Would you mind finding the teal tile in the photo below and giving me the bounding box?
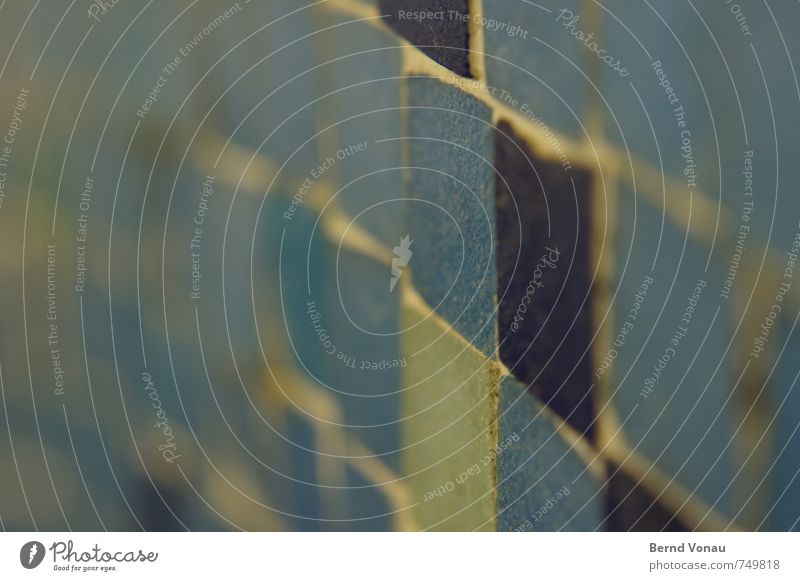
[399,302,496,531]
[267,197,403,479]
[344,465,395,531]
[311,248,402,470]
[210,1,320,172]
[599,0,794,249]
[602,1,726,176]
[313,8,405,246]
[285,411,322,531]
[770,316,800,531]
[497,376,603,531]
[406,76,498,355]
[610,188,735,517]
[483,0,589,139]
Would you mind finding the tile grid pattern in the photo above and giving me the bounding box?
[5,0,788,531]
[239,0,787,530]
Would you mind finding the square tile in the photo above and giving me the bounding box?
[308,245,403,470]
[399,300,496,531]
[496,376,604,531]
[312,7,406,246]
[406,76,498,355]
[495,120,595,437]
[609,188,736,517]
[380,0,471,77]
[210,1,320,172]
[483,0,590,139]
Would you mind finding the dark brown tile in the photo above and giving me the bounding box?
[494,120,595,437]
[379,0,472,77]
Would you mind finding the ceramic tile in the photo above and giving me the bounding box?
[496,376,604,531]
[406,76,498,355]
[483,0,589,139]
[399,301,495,531]
[380,0,471,77]
[495,120,595,437]
[610,187,735,518]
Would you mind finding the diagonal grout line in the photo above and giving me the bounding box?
[404,282,605,480]
[193,111,800,349]
[187,14,793,529]
[603,435,743,532]
[320,0,790,330]
[401,47,601,170]
[191,128,393,264]
[325,0,382,21]
[273,364,420,531]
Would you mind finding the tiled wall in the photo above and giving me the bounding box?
[0,0,798,531]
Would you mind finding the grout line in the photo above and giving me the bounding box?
[310,3,346,189]
[324,0,381,21]
[194,13,798,325]
[581,0,605,141]
[603,423,744,531]
[503,365,609,484]
[403,281,608,474]
[319,199,396,265]
[620,152,731,246]
[401,281,502,367]
[481,0,500,509]
[591,153,621,479]
[729,263,778,528]
[402,47,597,169]
[298,0,784,301]
[192,128,394,265]
[192,128,282,193]
[194,26,797,527]
[349,438,421,531]
[204,452,291,531]
[467,0,488,82]
[195,116,800,337]
[280,366,419,531]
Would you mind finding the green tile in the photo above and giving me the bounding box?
[400,300,496,531]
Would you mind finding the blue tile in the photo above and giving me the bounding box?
[483,0,589,139]
[276,200,403,468]
[406,76,498,355]
[344,465,395,531]
[610,188,735,517]
[601,0,798,241]
[399,302,496,530]
[310,248,402,470]
[602,1,724,178]
[285,411,322,530]
[210,1,320,172]
[769,316,800,530]
[312,7,406,246]
[757,1,800,245]
[494,120,595,437]
[605,468,688,531]
[273,202,331,379]
[497,376,603,531]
